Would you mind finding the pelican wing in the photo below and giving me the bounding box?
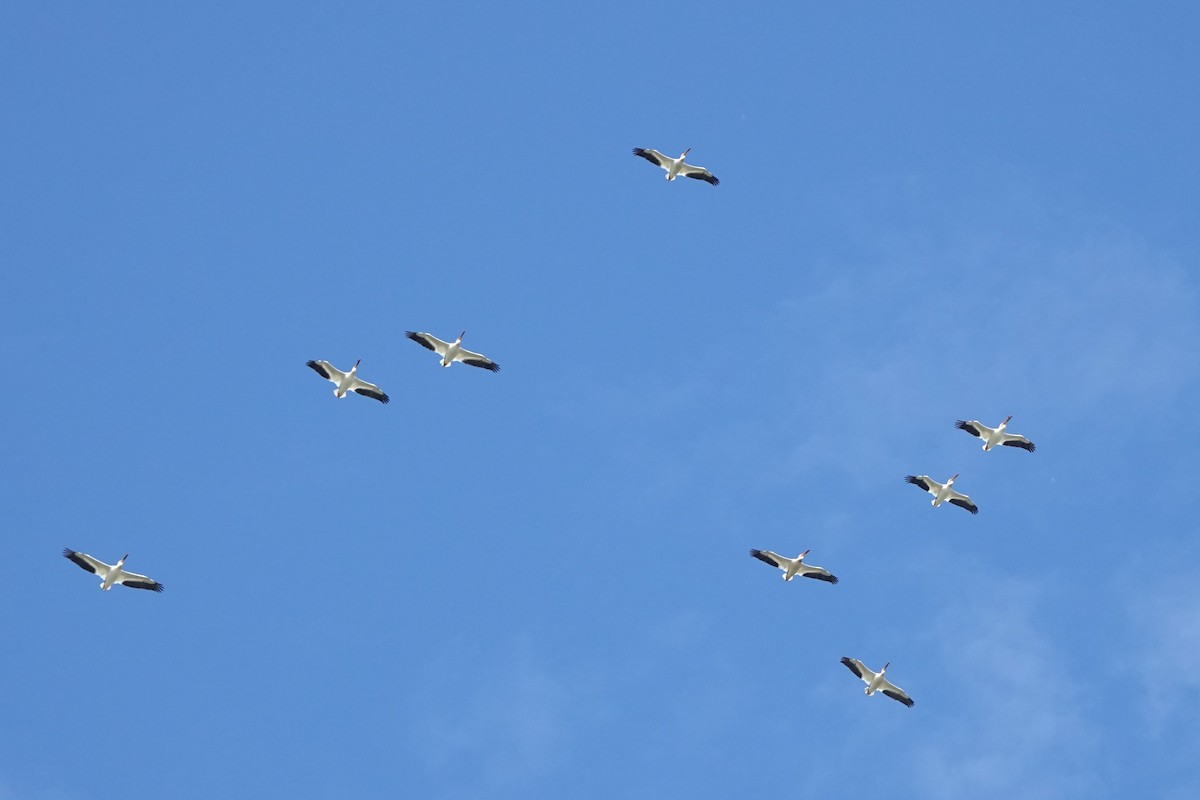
[798,564,838,584]
[457,347,500,373]
[947,491,978,515]
[880,678,915,707]
[115,569,164,593]
[904,475,935,494]
[63,548,107,576]
[405,331,450,356]
[349,377,390,404]
[999,433,1036,452]
[678,163,719,186]
[749,549,785,570]
[307,360,345,385]
[632,148,670,169]
[954,419,988,440]
[840,657,874,684]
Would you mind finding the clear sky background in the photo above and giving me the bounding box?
[3,2,1199,798]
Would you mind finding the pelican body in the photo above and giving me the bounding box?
[955,415,1036,452]
[631,147,720,185]
[405,330,500,372]
[904,473,978,514]
[306,359,390,403]
[62,549,164,592]
[840,657,914,707]
[748,549,838,584]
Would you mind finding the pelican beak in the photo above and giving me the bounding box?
[950,473,959,481]
[883,661,890,670]
[1004,415,1013,424]
[459,330,467,341]
[122,553,129,562]
[683,147,691,157]
[800,549,810,558]
[355,359,361,368]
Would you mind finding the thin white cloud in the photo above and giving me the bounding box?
[416,640,601,793]
[1122,570,1200,734]
[912,574,1102,799]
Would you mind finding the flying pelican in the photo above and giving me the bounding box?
[904,473,978,514]
[306,359,390,403]
[62,549,164,592]
[748,549,838,584]
[405,331,500,372]
[840,657,914,707]
[955,416,1036,452]
[631,148,719,185]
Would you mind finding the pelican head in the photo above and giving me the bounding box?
[120,553,129,563]
[949,473,959,483]
[353,359,361,370]
[1002,415,1013,425]
[682,147,691,158]
[458,331,466,342]
[799,549,810,560]
[882,661,890,671]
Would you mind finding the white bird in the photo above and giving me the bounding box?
[306,359,390,403]
[840,657,914,707]
[405,331,500,372]
[632,148,720,185]
[62,549,164,593]
[904,473,978,514]
[955,415,1036,452]
[749,549,838,584]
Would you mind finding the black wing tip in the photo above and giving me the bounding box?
[839,657,863,677]
[632,148,660,165]
[883,689,915,707]
[950,498,980,515]
[749,550,778,567]
[953,420,970,429]
[126,581,165,593]
[1004,440,1036,452]
[405,331,436,351]
[805,572,838,584]
[354,389,390,404]
[462,359,500,372]
[63,549,97,573]
[687,173,719,185]
[306,360,330,379]
[904,475,921,485]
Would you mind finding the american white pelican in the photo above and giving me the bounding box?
[955,416,1036,452]
[840,657,914,707]
[62,549,164,592]
[405,331,500,372]
[631,148,719,185]
[904,473,978,514]
[749,549,838,584]
[306,359,390,403]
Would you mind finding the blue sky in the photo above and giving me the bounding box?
[3,2,1199,797]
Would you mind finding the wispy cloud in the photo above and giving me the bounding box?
[416,639,601,793]
[912,573,1102,800]
[1122,570,1200,734]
